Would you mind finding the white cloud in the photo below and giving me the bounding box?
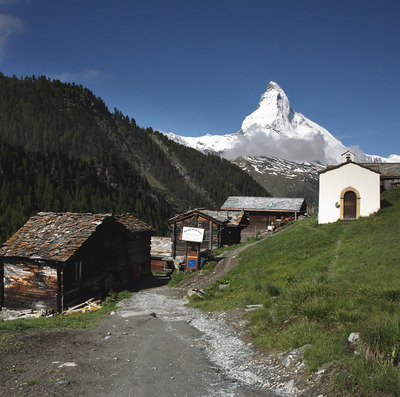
[0,13,24,59]
[50,68,103,84]
[224,131,329,163]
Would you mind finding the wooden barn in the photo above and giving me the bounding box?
[221,196,307,240]
[0,212,153,313]
[168,209,244,265]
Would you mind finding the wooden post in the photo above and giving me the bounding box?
[209,221,212,250]
[184,241,188,273]
[57,266,63,313]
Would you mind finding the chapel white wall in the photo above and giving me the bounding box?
[318,163,380,224]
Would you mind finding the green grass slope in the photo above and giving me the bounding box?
[191,187,400,395]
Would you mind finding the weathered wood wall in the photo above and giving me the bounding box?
[3,260,59,312]
[151,259,169,271]
[127,232,152,277]
[221,227,241,246]
[62,223,125,308]
[240,211,297,240]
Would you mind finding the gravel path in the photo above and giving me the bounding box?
[113,288,301,396]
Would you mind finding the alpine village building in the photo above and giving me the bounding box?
[168,209,244,269]
[221,196,307,240]
[318,151,381,224]
[0,212,153,313]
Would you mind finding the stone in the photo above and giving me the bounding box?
[187,289,206,298]
[348,332,360,344]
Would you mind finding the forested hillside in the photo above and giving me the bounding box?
[0,73,269,241]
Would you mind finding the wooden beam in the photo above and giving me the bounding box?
[0,259,4,309]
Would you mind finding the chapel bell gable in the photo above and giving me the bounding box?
[341,150,355,163]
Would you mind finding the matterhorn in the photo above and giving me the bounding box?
[165,82,399,205]
[167,81,354,164]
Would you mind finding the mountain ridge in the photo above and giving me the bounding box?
[0,73,269,241]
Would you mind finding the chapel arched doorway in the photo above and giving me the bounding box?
[343,191,357,219]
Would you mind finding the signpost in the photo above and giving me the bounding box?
[182,227,204,271]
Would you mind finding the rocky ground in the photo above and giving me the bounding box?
[0,236,336,396]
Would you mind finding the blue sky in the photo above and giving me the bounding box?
[0,0,399,158]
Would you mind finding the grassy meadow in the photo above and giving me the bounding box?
[190,187,400,395]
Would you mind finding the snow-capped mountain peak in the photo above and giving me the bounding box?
[164,82,396,165]
[241,81,294,135]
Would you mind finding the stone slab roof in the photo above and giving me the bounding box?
[0,212,153,263]
[359,163,400,178]
[221,196,306,212]
[168,209,244,227]
[114,214,154,233]
[151,237,172,259]
[0,212,112,262]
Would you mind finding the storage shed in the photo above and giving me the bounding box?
[0,212,153,313]
[150,237,173,271]
[221,196,307,240]
[168,209,244,264]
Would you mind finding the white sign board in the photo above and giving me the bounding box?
[182,227,205,243]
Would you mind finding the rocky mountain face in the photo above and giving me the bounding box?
[233,156,324,207]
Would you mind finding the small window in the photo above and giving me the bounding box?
[75,261,82,281]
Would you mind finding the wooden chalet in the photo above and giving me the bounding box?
[0,212,153,313]
[221,196,307,240]
[168,209,244,262]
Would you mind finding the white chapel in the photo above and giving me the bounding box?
[318,151,381,224]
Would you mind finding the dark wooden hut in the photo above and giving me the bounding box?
[0,212,153,313]
[168,209,244,260]
[221,196,307,240]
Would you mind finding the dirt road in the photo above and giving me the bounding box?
[1,285,294,396]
